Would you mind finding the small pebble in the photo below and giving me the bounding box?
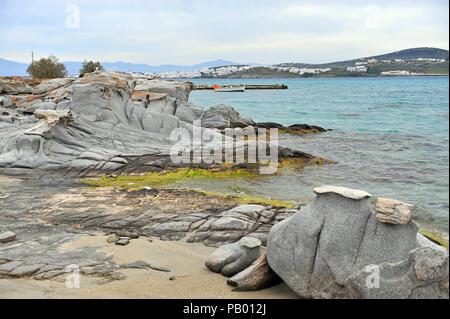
[115,237,130,246]
[107,234,120,243]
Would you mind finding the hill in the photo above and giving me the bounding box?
[277,47,449,68]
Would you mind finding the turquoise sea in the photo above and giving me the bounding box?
[187,77,449,232]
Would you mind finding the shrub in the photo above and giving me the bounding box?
[27,55,68,79]
[79,60,104,77]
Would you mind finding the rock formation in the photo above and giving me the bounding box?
[205,236,263,277]
[0,72,325,177]
[266,185,449,299]
[226,251,282,291]
[0,71,200,175]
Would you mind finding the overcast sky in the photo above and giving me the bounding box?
[0,0,448,65]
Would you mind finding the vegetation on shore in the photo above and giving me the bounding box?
[26,55,68,79]
[79,60,104,77]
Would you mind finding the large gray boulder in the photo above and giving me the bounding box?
[200,104,255,130]
[267,185,448,299]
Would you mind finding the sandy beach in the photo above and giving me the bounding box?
[0,235,298,299]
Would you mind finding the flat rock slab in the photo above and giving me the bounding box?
[0,231,16,243]
[314,185,372,200]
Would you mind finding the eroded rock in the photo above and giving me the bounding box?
[375,197,413,225]
[267,185,426,299]
[347,247,449,299]
[227,251,282,291]
[205,236,263,277]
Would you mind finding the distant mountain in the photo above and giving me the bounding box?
[277,47,449,68]
[0,58,259,76]
[0,58,30,76]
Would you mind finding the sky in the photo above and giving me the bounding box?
[0,0,448,65]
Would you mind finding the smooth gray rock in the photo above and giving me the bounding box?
[200,104,255,130]
[267,185,421,299]
[205,236,263,277]
[210,217,248,231]
[174,102,203,123]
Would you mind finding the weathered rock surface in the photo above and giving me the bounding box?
[0,72,325,176]
[267,185,448,299]
[375,197,413,225]
[184,204,298,247]
[0,72,211,175]
[347,247,449,299]
[227,251,282,291]
[0,178,304,280]
[205,236,263,277]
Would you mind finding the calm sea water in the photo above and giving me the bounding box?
[187,77,449,232]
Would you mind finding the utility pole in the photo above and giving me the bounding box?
[31,52,34,67]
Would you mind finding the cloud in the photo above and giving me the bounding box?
[0,0,447,64]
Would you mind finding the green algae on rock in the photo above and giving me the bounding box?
[81,167,262,189]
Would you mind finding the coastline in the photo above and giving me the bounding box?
[0,71,448,299]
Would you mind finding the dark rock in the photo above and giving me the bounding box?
[255,122,284,129]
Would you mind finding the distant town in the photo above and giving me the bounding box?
[132,56,448,79]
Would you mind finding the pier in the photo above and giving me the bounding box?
[193,84,288,90]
